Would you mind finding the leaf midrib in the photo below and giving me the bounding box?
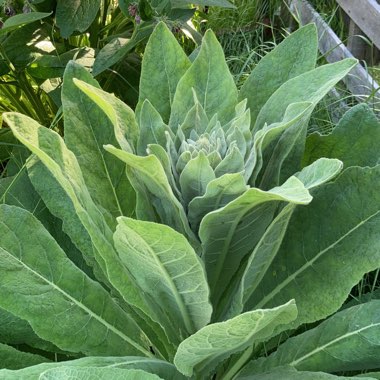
[125,225,195,334]
[0,244,151,357]
[204,190,279,299]
[256,209,380,310]
[290,322,379,367]
[75,92,124,216]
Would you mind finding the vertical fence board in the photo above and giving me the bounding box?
[290,0,380,105]
[336,0,380,50]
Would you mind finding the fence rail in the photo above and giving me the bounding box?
[290,0,380,106]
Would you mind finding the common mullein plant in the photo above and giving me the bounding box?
[1,21,380,379]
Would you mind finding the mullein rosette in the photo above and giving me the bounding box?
[4,19,380,380]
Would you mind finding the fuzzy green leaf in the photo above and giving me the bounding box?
[0,343,48,370]
[179,96,209,138]
[244,300,380,374]
[137,22,191,123]
[73,77,138,153]
[114,218,212,344]
[256,104,314,189]
[179,152,215,205]
[304,103,380,168]
[0,205,151,357]
[240,24,318,126]
[295,158,343,190]
[0,308,58,353]
[254,58,357,132]
[237,366,374,380]
[200,176,312,310]
[250,166,380,328]
[104,145,199,248]
[174,301,297,377]
[0,163,92,276]
[39,367,161,380]
[3,113,156,332]
[0,357,186,380]
[63,63,135,223]
[247,102,313,187]
[169,29,238,131]
[226,158,343,318]
[56,0,101,38]
[188,173,248,232]
[137,100,168,155]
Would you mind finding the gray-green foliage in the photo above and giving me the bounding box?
[1,21,380,380]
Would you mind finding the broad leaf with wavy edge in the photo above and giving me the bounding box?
[0,205,151,357]
[174,300,297,377]
[3,113,163,345]
[224,158,343,320]
[248,165,380,328]
[304,103,380,168]
[114,218,212,345]
[0,356,186,380]
[200,175,312,310]
[243,300,380,374]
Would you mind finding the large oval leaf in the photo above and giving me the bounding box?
[114,218,212,344]
[200,176,312,311]
[174,300,297,377]
[243,300,380,374]
[56,0,100,38]
[304,103,380,168]
[249,165,380,328]
[0,205,151,357]
[0,356,186,380]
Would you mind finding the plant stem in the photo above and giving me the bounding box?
[221,346,254,380]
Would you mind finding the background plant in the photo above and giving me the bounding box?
[0,0,235,180]
[1,21,380,380]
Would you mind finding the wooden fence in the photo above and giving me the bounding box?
[289,0,380,108]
